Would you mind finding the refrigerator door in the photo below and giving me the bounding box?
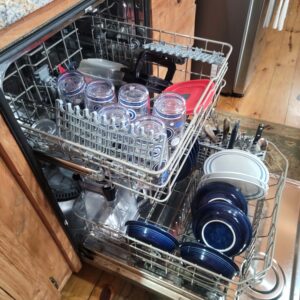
[193,0,268,96]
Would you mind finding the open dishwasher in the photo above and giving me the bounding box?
[0,1,288,299]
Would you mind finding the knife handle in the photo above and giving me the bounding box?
[227,120,240,149]
[252,123,265,145]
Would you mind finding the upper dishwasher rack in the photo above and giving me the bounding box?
[1,16,232,202]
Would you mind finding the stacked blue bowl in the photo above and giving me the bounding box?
[180,181,253,279]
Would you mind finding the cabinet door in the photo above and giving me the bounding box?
[151,0,196,36]
[151,0,196,83]
[0,156,70,299]
[0,114,81,299]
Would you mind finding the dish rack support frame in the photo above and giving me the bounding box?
[1,15,231,202]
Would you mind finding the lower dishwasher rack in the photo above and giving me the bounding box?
[73,141,288,300]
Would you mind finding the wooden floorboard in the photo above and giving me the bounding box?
[217,0,300,129]
[61,264,102,300]
[61,264,164,300]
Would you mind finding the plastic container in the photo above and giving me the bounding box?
[153,92,186,148]
[85,79,116,112]
[57,71,86,106]
[164,79,215,115]
[118,83,149,121]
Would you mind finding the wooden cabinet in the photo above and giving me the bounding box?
[151,0,196,36]
[0,115,81,299]
[151,0,196,83]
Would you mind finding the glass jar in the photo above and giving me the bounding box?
[57,71,85,106]
[85,79,116,112]
[118,83,149,121]
[153,92,186,148]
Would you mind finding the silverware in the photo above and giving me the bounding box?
[257,137,268,151]
[222,118,230,146]
[204,123,218,143]
[227,120,240,149]
[252,123,265,146]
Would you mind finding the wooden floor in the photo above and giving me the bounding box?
[61,264,165,300]
[217,0,300,129]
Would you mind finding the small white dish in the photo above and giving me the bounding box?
[203,149,269,184]
[200,171,268,200]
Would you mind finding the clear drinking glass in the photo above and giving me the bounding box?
[118,83,149,121]
[98,104,131,130]
[85,79,116,112]
[153,92,186,148]
[133,115,169,184]
[57,71,86,106]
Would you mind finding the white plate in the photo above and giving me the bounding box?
[200,172,268,200]
[204,149,269,184]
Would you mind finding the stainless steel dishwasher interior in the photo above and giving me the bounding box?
[240,180,300,300]
[79,179,300,300]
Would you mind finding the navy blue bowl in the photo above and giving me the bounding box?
[192,202,252,257]
[176,154,194,182]
[180,242,240,279]
[191,182,248,217]
[176,140,200,182]
[125,220,179,253]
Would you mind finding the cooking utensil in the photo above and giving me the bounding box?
[227,120,240,149]
[252,123,265,146]
[204,123,218,143]
[257,137,268,151]
[222,118,230,146]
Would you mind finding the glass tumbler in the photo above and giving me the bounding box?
[98,104,131,130]
[85,79,116,112]
[118,83,149,121]
[57,71,86,106]
[133,115,169,184]
[153,92,186,148]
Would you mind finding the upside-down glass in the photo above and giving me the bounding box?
[57,71,86,106]
[85,79,116,112]
[133,115,169,184]
[153,92,186,148]
[98,104,131,130]
[118,83,149,121]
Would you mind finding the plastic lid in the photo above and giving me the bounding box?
[85,79,115,102]
[153,92,186,119]
[57,71,85,96]
[118,83,149,107]
[164,79,215,115]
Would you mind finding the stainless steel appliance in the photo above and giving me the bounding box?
[193,0,269,96]
[0,1,298,299]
